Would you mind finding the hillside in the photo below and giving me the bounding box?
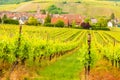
[0,0,31,5]
[0,0,120,18]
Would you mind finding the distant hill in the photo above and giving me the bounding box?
[0,0,31,5]
[1,0,120,19]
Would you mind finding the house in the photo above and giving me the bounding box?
[19,19,24,25]
[51,14,84,26]
[91,18,97,24]
[51,15,68,26]
[35,14,47,24]
[62,14,84,26]
[107,21,113,27]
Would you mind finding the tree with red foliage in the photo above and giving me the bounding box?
[81,22,91,29]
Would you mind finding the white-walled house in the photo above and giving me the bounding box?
[91,18,97,24]
[19,19,24,25]
[107,21,113,27]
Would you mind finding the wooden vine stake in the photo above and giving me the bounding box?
[85,33,91,80]
[88,33,91,75]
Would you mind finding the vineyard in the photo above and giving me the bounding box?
[0,24,120,80]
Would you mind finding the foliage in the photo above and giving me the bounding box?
[2,14,7,20]
[91,17,108,29]
[27,17,38,26]
[55,20,64,27]
[41,10,46,14]
[44,14,51,24]
[1,24,120,79]
[71,20,76,27]
[4,18,19,24]
[0,18,2,23]
[81,22,91,29]
[1,15,19,24]
[62,1,67,4]
[75,1,81,3]
[44,23,54,27]
[92,27,110,31]
[110,13,115,20]
[47,5,63,14]
[84,18,91,23]
[97,17,108,27]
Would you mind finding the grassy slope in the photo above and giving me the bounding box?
[0,1,32,11]
[0,0,120,18]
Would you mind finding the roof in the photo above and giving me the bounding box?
[51,14,84,25]
[51,16,68,25]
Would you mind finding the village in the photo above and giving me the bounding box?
[0,6,119,28]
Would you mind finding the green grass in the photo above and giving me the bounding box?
[35,50,83,80]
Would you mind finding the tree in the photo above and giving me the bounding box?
[84,18,90,23]
[4,18,19,24]
[44,14,51,24]
[81,22,91,29]
[27,17,38,25]
[41,10,46,14]
[62,1,67,4]
[47,5,63,14]
[2,14,7,24]
[110,13,115,20]
[97,17,108,27]
[55,20,64,27]
[75,1,81,3]
[72,20,76,27]
[0,18,2,23]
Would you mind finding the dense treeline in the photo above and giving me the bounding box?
[0,0,31,5]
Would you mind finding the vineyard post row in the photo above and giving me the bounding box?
[8,23,23,79]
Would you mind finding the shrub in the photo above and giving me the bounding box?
[47,5,63,14]
[44,23,54,27]
[62,1,67,4]
[44,14,51,24]
[27,17,38,26]
[91,27,110,31]
[75,1,81,3]
[4,18,19,24]
[81,22,91,29]
[55,20,64,27]
[0,18,2,23]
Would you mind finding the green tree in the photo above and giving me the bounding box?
[72,20,76,27]
[27,17,38,25]
[44,14,51,24]
[84,18,90,23]
[97,17,108,27]
[110,13,115,20]
[41,10,46,14]
[47,5,62,14]
[55,20,64,27]
[4,18,19,24]
[0,18,2,23]
[2,14,7,24]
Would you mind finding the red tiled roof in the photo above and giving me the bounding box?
[35,14,47,19]
[51,14,84,26]
[51,16,68,25]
